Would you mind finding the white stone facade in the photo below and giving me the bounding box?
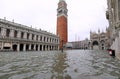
[90,30,110,50]
[106,0,120,59]
[0,18,59,51]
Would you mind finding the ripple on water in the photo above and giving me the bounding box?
[0,50,120,79]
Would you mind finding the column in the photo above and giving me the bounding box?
[10,29,14,38]
[38,36,40,41]
[10,42,13,50]
[57,46,59,50]
[42,45,44,51]
[51,45,52,50]
[1,42,4,50]
[48,45,49,50]
[29,33,32,40]
[34,35,36,41]
[17,43,20,52]
[23,44,26,51]
[29,44,31,51]
[17,31,21,38]
[1,28,6,37]
[34,44,36,51]
[38,44,40,51]
[24,32,27,39]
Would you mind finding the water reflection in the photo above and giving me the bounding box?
[0,50,120,79]
[51,52,71,79]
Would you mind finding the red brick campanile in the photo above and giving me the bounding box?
[57,0,68,49]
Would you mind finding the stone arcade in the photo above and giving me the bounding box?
[0,18,59,51]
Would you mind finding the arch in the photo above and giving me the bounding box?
[43,45,46,51]
[100,40,105,50]
[31,44,34,50]
[102,47,104,50]
[20,44,24,51]
[12,44,17,51]
[92,41,99,50]
[26,44,29,51]
[40,45,42,51]
[92,41,99,45]
[36,45,38,51]
[100,40,105,43]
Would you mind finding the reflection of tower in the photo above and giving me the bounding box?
[57,0,68,49]
[51,53,71,79]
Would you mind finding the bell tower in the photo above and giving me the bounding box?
[57,0,68,49]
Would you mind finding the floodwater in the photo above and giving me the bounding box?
[0,50,120,79]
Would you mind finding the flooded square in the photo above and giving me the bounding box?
[0,50,120,79]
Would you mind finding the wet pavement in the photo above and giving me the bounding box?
[0,50,120,79]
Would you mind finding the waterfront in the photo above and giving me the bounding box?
[0,50,120,79]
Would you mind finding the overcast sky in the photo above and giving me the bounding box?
[0,0,108,42]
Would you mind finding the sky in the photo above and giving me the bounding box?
[0,0,108,42]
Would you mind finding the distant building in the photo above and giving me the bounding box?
[89,30,110,50]
[0,18,59,51]
[69,39,89,49]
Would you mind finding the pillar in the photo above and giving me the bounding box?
[29,44,31,51]
[34,44,36,51]
[1,28,6,37]
[1,42,4,50]
[23,44,26,51]
[10,42,13,50]
[42,45,44,51]
[10,29,14,38]
[17,31,21,38]
[17,43,20,52]
[38,44,40,51]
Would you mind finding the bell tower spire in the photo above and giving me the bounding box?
[57,0,68,49]
[57,0,68,18]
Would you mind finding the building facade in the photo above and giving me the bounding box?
[69,39,90,49]
[57,0,68,49]
[0,18,59,51]
[90,30,110,50]
[106,0,120,58]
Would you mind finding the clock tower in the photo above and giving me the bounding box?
[57,0,68,49]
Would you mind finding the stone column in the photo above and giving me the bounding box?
[34,44,36,51]
[1,42,4,50]
[57,46,59,50]
[17,31,21,38]
[34,35,36,41]
[10,42,13,50]
[10,29,14,38]
[24,32,27,39]
[42,45,44,51]
[38,36,40,41]
[51,45,53,50]
[17,43,20,52]
[29,44,31,51]
[48,45,50,50]
[1,28,6,37]
[38,44,40,51]
[29,33,32,40]
[23,44,26,51]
